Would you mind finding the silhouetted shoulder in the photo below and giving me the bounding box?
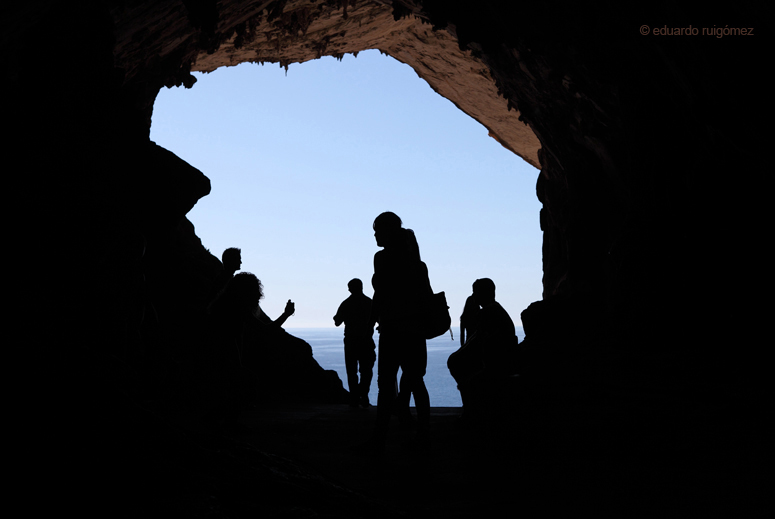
[479,302,515,338]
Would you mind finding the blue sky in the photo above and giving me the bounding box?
[151,50,542,327]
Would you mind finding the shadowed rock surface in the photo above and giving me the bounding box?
[4,0,765,516]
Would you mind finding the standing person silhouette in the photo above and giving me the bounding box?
[333,278,376,408]
[368,211,433,452]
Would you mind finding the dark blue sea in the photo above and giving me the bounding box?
[286,327,526,407]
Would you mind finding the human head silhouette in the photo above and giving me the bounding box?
[373,212,421,261]
[373,211,402,248]
[227,272,263,310]
[348,278,363,294]
[222,247,242,273]
[472,278,496,306]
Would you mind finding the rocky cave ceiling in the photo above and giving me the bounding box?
[111,0,542,169]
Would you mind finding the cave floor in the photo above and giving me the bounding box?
[239,403,503,517]
[178,399,745,518]
[217,402,615,517]
[79,384,752,519]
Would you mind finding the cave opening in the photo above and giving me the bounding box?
[150,51,543,330]
[151,51,543,407]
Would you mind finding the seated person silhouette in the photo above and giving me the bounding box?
[447,278,517,421]
[210,247,295,328]
[204,271,262,431]
[206,272,297,419]
[334,278,377,408]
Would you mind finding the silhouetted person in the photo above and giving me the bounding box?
[459,294,481,348]
[447,278,517,421]
[204,271,262,431]
[210,247,295,328]
[209,247,242,308]
[368,211,433,452]
[333,278,376,408]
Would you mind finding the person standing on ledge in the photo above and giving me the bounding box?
[368,211,433,453]
[334,278,377,408]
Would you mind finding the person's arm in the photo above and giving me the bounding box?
[333,300,345,327]
[370,253,382,331]
[273,299,295,327]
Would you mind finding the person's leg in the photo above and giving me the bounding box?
[394,372,415,428]
[358,339,376,406]
[407,375,430,428]
[465,369,489,421]
[401,336,430,447]
[448,347,486,419]
[448,346,481,385]
[343,339,360,406]
[447,348,463,384]
[414,388,430,450]
[375,334,400,434]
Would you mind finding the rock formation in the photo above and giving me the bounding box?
[4,0,765,515]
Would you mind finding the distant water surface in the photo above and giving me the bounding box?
[286,327,526,408]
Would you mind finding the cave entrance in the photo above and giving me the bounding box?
[132,0,546,333]
[149,1,546,409]
[151,50,542,408]
[151,51,542,332]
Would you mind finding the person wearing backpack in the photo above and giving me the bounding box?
[367,212,433,452]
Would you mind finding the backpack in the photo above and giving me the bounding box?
[423,290,452,340]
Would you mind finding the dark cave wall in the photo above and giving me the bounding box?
[5,1,766,395]
[4,2,766,514]
[434,1,766,363]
